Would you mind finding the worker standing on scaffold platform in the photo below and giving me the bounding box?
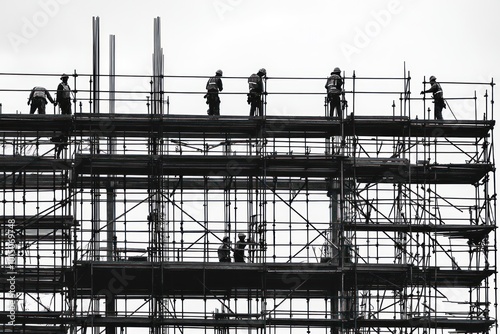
[325,67,344,119]
[247,68,266,117]
[56,73,73,115]
[218,236,232,262]
[420,75,445,121]
[28,86,55,114]
[234,233,248,262]
[51,73,73,158]
[205,69,223,116]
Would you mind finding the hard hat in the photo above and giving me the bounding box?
[429,75,436,81]
[333,67,341,74]
[222,236,230,242]
[216,69,223,76]
[258,68,266,75]
[238,233,246,238]
[60,73,69,80]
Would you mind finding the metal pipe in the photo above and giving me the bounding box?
[105,34,117,334]
[91,16,101,334]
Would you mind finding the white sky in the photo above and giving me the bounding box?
[1,0,499,118]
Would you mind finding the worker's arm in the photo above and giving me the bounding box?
[338,77,344,90]
[27,88,34,105]
[46,90,55,104]
[218,78,223,92]
[56,83,63,103]
[421,83,438,94]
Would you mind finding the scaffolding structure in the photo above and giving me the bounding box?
[0,20,497,334]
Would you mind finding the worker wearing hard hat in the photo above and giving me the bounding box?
[218,236,231,262]
[247,68,267,117]
[420,75,445,121]
[56,73,72,115]
[234,233,248,262]
[205,69,223,116]
[325,67,344,118]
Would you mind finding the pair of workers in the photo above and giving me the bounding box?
[27,74,73,158]
[218,233,250,263]
[205,68,267,117]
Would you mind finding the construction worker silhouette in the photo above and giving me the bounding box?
[420,75,445,121]
[218,236,231,262]
[247,68,266,117]
[325,67,343,118]
[234,233,247,262]
[56,73,72,115]
[205,70,223,116]
[49,73,73,158]
[28,86,55,114]
[50,134,69,158]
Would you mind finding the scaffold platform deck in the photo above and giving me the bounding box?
[68,261,494,297]
[0,114,494,138]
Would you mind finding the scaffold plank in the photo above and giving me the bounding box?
[1,215,74,228]
[344,222,495,240]
[0,114,493,138]
[67,262,493,298]
[0,324,67,334]
[0,267,65,293]
[0,156,71,171]
[70,154,491,184]
[1,313,492,332]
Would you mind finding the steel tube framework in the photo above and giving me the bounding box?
[0,66,496,334]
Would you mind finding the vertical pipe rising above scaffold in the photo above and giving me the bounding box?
[91,15,101,254]
[152,17,164,115]
[91,16,101,334]
[109,35,116,119]
[92,17,100,116]
[107,35,117,260]
[105,33,117,334]
[91,16,101,154]
[151,18,165,332]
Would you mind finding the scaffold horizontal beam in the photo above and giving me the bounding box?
[1,174,335,191]
[69,154,491,184]
[0,114,493,138]
[0,267,65,293]
[0,174,68,189]
[0,324,67,334]
[0,155,489,184]
[344,222,495,240]
[1,313,493,332]
[67,262,493,298]
[1,215,74,228]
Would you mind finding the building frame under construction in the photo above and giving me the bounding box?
[0,18,497,334]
